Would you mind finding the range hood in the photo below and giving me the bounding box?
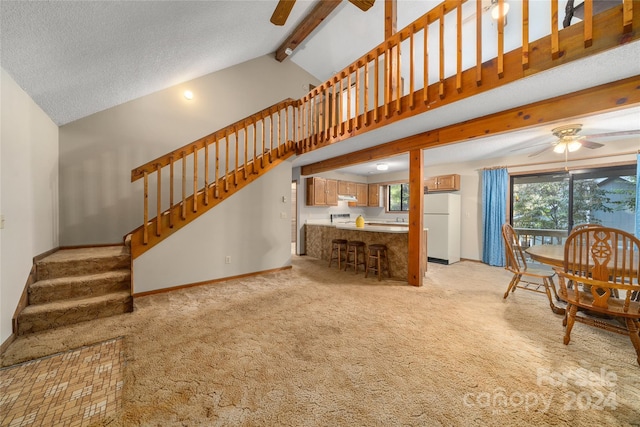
[337,194,357,201]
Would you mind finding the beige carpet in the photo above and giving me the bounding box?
[2,256,639,426]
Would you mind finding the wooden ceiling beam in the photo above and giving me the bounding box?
[275,0,343,62]
[299,75,640,175]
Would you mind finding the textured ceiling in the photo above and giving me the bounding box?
[1,0,638,174]
[0,0,318,125]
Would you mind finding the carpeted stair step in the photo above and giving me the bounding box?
[17,291,133,335]
[36,246,130,281]
[28,270,131,305]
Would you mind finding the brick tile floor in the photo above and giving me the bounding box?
[0,337,123,427]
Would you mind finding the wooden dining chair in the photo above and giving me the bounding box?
[502,223,564,315]
[554,227,640,365]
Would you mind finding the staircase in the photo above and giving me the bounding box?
[17,245,133,335]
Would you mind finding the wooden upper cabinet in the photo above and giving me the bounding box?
[338,180,356,196]
[355,183,368,206]
[424,174,460,192]
[306,177,338,206]
[368,184,380,207]
[326,179,338,205]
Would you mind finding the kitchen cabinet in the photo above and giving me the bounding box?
[306,177,338,206]
[355,183,368,206]
[338,180,356,196]
[424,174,460,192]
[368,184,380,207]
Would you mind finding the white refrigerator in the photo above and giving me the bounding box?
[424,193,461,264]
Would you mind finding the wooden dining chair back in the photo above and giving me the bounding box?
[570,223,602,234]
[501,223,564,314]
[555,227,640,365]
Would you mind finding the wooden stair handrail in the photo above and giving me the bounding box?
[131,98,298,181]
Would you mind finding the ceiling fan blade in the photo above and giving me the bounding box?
[585,129,640,138]
[581,140,604,149]
[271,0,296,26]
[528,145,552,157]
[348,0,375,11]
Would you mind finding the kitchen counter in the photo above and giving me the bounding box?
[304,223,428,280]
[335,224,414,233]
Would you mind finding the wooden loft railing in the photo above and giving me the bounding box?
[128,99,298,258]
[129,0,637,258]
[296,0,637,153]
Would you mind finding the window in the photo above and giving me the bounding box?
[511,165,636,236]
[387,183,409,212]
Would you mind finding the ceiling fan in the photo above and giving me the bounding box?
[271,0,375,26]
[527,124,640,157]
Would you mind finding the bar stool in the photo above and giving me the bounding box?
[328,239,348,269]
[344,241,366,273]
[365,244,391,281]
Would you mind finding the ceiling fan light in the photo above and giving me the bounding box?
[567,140,582,152]
[553,142,567,154]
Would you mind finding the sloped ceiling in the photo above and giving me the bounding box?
[1,0,639,173]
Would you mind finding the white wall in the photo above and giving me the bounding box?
[59,55,320,245]
[133,160,293,294]
[0,68,59,343]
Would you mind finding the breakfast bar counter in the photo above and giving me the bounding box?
[304,223,427,280]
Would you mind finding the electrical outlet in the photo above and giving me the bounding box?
[225,256,231,264]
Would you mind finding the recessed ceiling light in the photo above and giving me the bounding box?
[184,90,193,100]
[376,163,389,171]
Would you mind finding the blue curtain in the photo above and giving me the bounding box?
[482,168,508,266]
[636,154,639,238]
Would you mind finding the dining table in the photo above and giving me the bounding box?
[525,244,565,268]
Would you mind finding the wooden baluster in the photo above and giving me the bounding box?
[261,116,266,168]
[623,0,633,33]
[301,98,306,148]
[439,5,445,98]
[204,141,209,205]
[339,75,345,135]
[409,28,415,110]
[384,46,390,117]
[551,0,559,59]
[192,146,198,212]
[476,0,483,83]
[309,96,315,146]
[347,69,352,132]
[522,0,529,70]
[143,171,149,244]
[243,124,248,179]
[234,127,239,185]
[374,49,380,122]
[395,37,401,114]
[424,19,429,102]
[355,67,361,129]
[364,57,369,125]
[497,0,505,77]
[181,152,187,219]
[583,0,593,48]
[214,137,220,198]
[156,164,162,236]
[169,156,174,228]
[308,97,312,147]
[285,105,291,150]
[253,122,258,174]
[276,111,281,157]
[224,131,230,192]
[332,79,338,137]
[456,0,462,93]
[270,111,276,158]
[324,85,329,140]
